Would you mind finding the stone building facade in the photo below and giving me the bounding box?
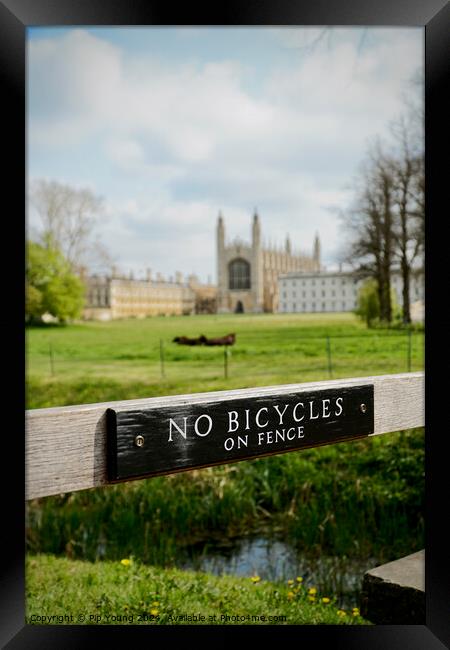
[83,270,216,320]
[278,269,424,318]
[217,211,321,313]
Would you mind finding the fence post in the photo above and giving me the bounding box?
[224,346,229,379]
[407,329,412,372]
[326,336,333,379]
[160,339,165,379]
[49,342,54,377]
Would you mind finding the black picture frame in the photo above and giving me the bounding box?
[3,0,448,647]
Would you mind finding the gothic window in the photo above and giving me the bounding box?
[229,258,251,290]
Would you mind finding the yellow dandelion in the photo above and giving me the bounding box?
[152,601,160,607]
[250,575,261,583]
[352,608,360,616]
[322,597,331,604]
[308,587,317,595]
[287,579,294,586]
[296,576,303,583]
[308,596,316,602]
[337,609,347,617]
[150,608,159,616]
[287,591,295,599]
[120,558,131,566]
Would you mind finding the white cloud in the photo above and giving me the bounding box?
[28,27,423,280]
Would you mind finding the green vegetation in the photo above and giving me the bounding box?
[26,241,85,324]
[26,313,424,408]
[355,279,403,328]
[26,555,368,625]
[355,279,380,327]
[26,313,424,624]
[27,429,424,566]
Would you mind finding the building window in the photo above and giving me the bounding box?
[322,291,325,297]
[293,302,296,311]
[312,279,315,286]
[322,302,326,310]
[312,302,316,311]
[303,302,306,310]
[229,258,250,290]
[312,290,315,298]
[342,302,346,309]
[293,291,296,298]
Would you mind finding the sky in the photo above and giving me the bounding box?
[27,27,423,282]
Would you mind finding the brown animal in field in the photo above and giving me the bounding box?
[203,333,236,346]
[173,335,205,346]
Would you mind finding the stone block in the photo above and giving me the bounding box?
[360,550,425,624]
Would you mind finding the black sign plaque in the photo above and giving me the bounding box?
[107,385,374,481]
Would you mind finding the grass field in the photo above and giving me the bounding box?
[26,312,424,408]
[26,313,424,625]
[26,555,368,625]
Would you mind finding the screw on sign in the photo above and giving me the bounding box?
[134,435,145,448]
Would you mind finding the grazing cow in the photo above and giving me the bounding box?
[173,335,204,346]
[173,333,236,346]
[203,333,236,346]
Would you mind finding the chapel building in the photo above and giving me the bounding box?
[217,211,321,313]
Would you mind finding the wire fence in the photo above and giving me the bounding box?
[39,330,424,384]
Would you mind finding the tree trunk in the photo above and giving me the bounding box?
[402,259,411,324]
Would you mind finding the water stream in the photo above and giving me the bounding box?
[181,534,379,610]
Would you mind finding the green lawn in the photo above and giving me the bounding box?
[26,313,424,625]
[26,555,368,625]
[26,313,424,408]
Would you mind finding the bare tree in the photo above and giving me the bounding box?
[29,179,113,274]
[390,115,424,323]
[340,141,396,323]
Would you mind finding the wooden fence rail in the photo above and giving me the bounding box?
[26,372,424,500]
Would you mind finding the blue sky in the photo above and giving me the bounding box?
[27,27,423,281]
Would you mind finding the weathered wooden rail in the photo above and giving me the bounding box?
[26,371,424,500]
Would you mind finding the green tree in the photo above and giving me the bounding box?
[355,279,380,327]
[26,241,85,323]
[355,278,401,328]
